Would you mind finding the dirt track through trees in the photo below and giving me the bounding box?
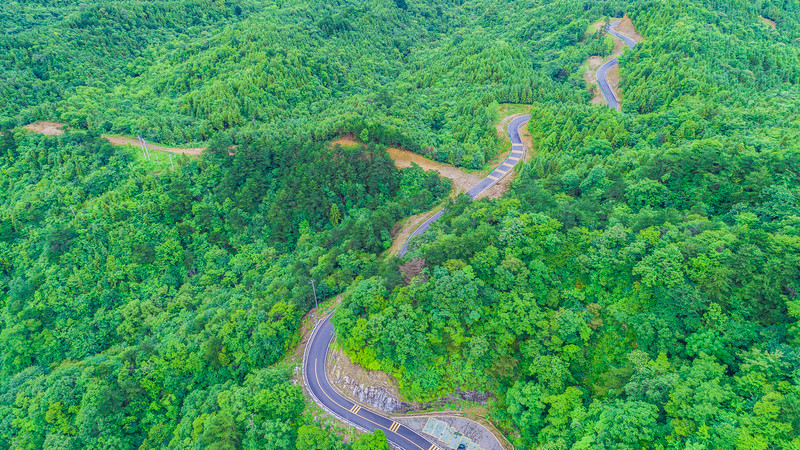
[22,122,206,156]
[102,135,205,156]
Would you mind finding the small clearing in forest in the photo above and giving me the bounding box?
[22,121,65,135]
[760,15,777,29]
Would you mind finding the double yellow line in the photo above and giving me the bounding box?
[313,359,439,450]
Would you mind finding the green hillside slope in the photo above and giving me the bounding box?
[1,0,800,448]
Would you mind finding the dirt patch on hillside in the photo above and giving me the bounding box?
[23,121,65,135]
[387,147,481,195]
[760,15,777,29]
[616,14,644,43]
[584,56,607,105]
[23,123,206,155]
[103,135,205,156]
[331,135,361,147]
[332,136,480,194]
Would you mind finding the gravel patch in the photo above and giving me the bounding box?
[396,416,503,450]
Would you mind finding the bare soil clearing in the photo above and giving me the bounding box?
[760,15,777,29]
[616,14,644,44]
[331,135,361,147]
[332,135,482,195]
[22,121,65,135]
[386,147,481,195]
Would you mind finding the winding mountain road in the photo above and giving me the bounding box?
[596,20,637,110]
[398,114,531,257]
[304,116,531,449]
[304,312,440,450]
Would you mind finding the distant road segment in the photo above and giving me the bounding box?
[596,20,638,110]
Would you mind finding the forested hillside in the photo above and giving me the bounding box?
[334,0,800,448]
[2,0,800,448]
[2,0,622,169]
[0,127,448,447]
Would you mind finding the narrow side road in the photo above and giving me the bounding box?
[398,114,531,256]
[596,20,638,110]
[304,312,440,450]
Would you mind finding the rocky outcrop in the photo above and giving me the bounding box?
[332,372,406,413]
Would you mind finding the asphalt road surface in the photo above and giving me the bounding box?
[398,114,532,256]
[304,312,441,450]
[596,20,637,110]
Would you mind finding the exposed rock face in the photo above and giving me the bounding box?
[333,373,406,413]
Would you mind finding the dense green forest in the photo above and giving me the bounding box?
[333,0,800,449]
[2,0,619,169]
[0,127,447,447]
[2,0,800,448]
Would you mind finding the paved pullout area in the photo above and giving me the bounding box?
[398,416,503,450]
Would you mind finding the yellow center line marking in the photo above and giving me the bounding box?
[313,359,425,450]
